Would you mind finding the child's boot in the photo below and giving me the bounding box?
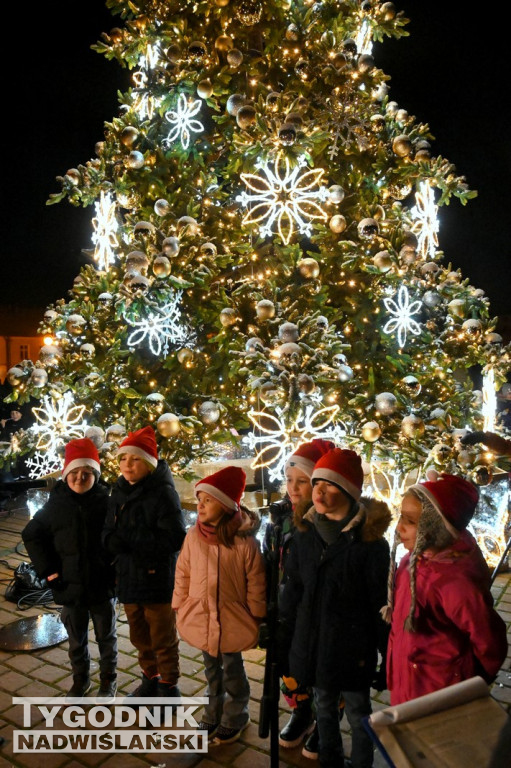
[279,699,314,747]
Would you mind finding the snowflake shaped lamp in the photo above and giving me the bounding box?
[26,451,62,481]
[163,93,204,150]
[482,368,497,432]
[411,180,439,259]
[132,43,162,119]
[383,285,422,348]
[126,292,189,356]
[91,191,119,270]
[243,403,345,482]
[31,392,87,455]
[355,19,373,55]
[237,153,329,245]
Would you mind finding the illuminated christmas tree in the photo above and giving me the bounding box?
[3,0,510,541]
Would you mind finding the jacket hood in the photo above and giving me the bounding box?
[300,495,391,541]
[237,505,262,537]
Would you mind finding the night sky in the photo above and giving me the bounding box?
[3,1,510,318]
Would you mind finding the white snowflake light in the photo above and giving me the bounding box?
[482,368,497,432]
[411,180,439,259]
[126,292,189,356]
[31,392,87,455]
[163,93,204,150]
[383,285,422,348]
[25,451,62,481]
[91,191,119,270]
[132,43,163,119]
[237,153,329,245]
[243,403,345,482]
[355,19,373,55]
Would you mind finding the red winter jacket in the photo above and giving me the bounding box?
[387,530,508,705]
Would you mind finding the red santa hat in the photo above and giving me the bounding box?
[62,438,101,480]
[285,438,336,478]
[117,426,158,468]
[195,466,247,513]
[311,448,364,501]
[409,472,479,536]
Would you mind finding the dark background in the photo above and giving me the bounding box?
[3,1,510,318]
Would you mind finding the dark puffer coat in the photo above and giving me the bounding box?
[103,459,186,604]
[22,480,114,606]
[280,498,391,691]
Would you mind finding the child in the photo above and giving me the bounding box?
[103,425,186,701]
[281,448,391,768]
[263,439,335,755]
[385,472,508,706]
[22,438,117,702]
[172,466,266,745]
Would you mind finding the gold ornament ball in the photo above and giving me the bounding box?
[215,34,233,51]
[197,79,213,99]
[80,343,95,359]
[298,257,320,279]
[401,375,421,397]
[154,199,171,217]
[431,443,451,465]
[381,2,396,20]
[177,215,199,235]
[126,250,149,273]
[400,414,425,438]
[153,255,171,277]
[373,251,393,272]
[157,412,181,437]
[236,105,256,129]
[329,214,347,234]
[66,314,86,335]
[201,242,218,258]
[362,421,381,442]
[6,366,25,386]
[399,245,417,265]
[392,134,413,157]
[471,465,493,486]
[220,308,237,327]
[39,345,60,364]
[485,332,502,344]
[462,319,482,335]
[256,299,275,320]
[120,126,139,147]
[177,347,194,364]
[447,299,466,319]
[106,424,126,443]
[215,0,230,6]
[358,218,379,239]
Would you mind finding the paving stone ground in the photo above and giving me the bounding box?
[0,489,509,768]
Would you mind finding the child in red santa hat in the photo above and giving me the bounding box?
[385,471,508,705]
[172,465,266,745]
[23,438,117,703]
[103,425,186,705]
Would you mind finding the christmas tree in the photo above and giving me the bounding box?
[3,0,510,517]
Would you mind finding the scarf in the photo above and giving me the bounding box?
[196,506,243,545]
[313,511,351,545]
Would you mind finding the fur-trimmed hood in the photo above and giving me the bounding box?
[296,496,391,541]
[237,505,262,537]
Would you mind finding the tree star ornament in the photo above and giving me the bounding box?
[91,191,119,270]
[383,285,422,348]
[125,292,189,356]
[237,153,329,245]
[163,93,204,150]
[411,180,439,259]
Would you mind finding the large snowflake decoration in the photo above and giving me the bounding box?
[355,19,373,55]
[163,93,204,150]
[31,392,87,454]
[411,180,439,259]
[91,191,119,270]
[126,292,190,356]
[237,153,329,245]
[132,43,162,119]
[25,451,62,480]
[383,285,422,348]
[243,403,345,481]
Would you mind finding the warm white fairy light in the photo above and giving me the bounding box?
[355,19,373,55]
[91,191,119,270]
[383,285,422,348]
[411,180,439,259]
[243,403,345,481]
[126,292,189,356]
[132,43,163,119]
[31,392,87,454]
[237,153,329,245]
[482,368,497,432]
[163,93,204,150]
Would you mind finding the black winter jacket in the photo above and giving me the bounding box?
[280,498,391,691]
[22,481,114,606]
[103,460,186,604]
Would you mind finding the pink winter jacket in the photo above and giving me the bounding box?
[387,530,508,705]
[172,509,267,656]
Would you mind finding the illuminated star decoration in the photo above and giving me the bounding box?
[132,43,162,119]
[383,285,422,348]
[163,93,204,150]
[31,392,87,455]
[237,153,329,245]
[411,180,439,259]
[91,191,119,270]
[243,403,345,482]
[126,292,189,356]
